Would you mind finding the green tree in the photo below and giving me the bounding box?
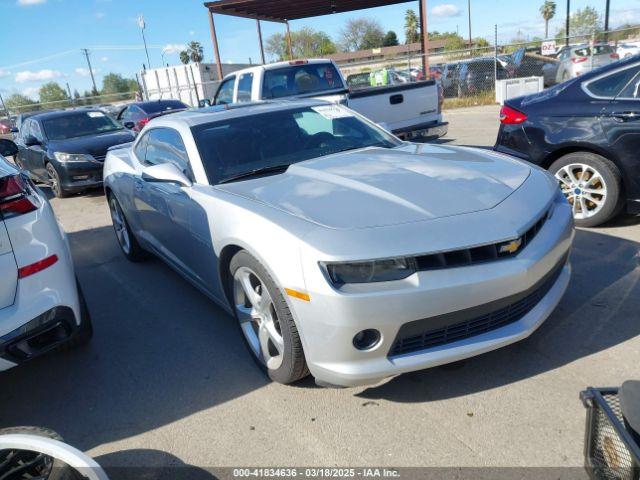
[383,31,399,47]
[179,50,190,64]
[556,6,602,40]
[101,73,137,95]
[473,37,490,48]
[404,9,420,44]
[444,36,467,51]
[38,82,69,105]
[339,18,384,51]
[540,1,556,39]
[187,41,204,63]
[266,27,337,61]
[4,93,38,113]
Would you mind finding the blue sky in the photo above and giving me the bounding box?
[1,0,639,101]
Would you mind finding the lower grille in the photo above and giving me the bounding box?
[389,259,566,357]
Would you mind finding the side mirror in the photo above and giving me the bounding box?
[24,135,41,147]
[0,139,19,157]
[198,99,212,108]
[123,121,135,130]
[10,127,18,134]
[142,162,192,187]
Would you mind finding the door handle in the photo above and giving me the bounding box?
[390,94,404,105]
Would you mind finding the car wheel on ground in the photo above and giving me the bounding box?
[229,250,309,384]
[0,426,83,480]
[46,163,69,198]
[108,193,148,262]
[550,152,622,227]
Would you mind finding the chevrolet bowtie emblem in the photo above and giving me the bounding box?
[499,238,523,254]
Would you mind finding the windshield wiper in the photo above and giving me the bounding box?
[218,164,291,184]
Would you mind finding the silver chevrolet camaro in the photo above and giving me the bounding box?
[104,100,574,387]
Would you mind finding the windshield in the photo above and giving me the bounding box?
[141,100,188,114]
[262,63,345,99]
[43,111,123,140]
[192,105,401,185]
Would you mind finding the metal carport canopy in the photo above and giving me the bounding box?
[204,0,429,81]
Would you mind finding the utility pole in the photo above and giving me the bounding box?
[81,49,98,96]
[565,0,571,46]
[467,0,472,55]
[138,14,151,69]
[604,0,610,40]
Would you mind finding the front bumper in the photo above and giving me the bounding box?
[293,198,574,387]
[55,161,103,191]
[393,121,448,141]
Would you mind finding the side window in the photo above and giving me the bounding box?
[118,107,130,121]
[214,77,236,105]
[237,73,253,103]
[133,132,149,161]
[618,71,640,99]
[294,111,334,136]
[145,128,192,178]
[586,66,640,98]
[31,121,44,142]
[20,120,32,141]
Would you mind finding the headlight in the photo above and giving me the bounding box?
[53,152,95,163]
[322,257,417,285]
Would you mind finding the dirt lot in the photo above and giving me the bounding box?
[0,104,638,472]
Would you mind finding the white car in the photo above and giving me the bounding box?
[0,140,92,371]
[617,42,640,59]
[104,100,574,387]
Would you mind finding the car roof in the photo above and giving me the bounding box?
[28,109,106,121]
[151,99,331,128]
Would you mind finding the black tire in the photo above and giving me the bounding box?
[229,250,309,384]
[60,280,93,350]
[0,427,82,480]
[46,163,70,198]
[549,152,622,228]
[107,193,148,262]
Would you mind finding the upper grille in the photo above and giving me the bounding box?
[413,210,549,272]
[389,257,565,357]
[93,154,106,162]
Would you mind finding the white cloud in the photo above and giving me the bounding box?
[162,44,187,55]
[431,4,462,18]
[15,69,62,83]
[613,8,640,26]
[75,68,90,77]
[100,56,109,62]
[189,30,195,36]
[17,0,46,5]
[0,69,10,78]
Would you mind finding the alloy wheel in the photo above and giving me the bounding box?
[233,266,284,370]
[109,197,131,254]
[47,165,60,197]
[555,163,608,220]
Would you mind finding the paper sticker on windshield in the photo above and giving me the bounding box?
[312,105,353,120]
[88,111,105,118]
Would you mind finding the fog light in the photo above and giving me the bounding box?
[353,329,381,351]
[73,175,89,180]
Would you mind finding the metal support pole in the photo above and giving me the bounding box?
[467,0,472,55]
[494,24,498,90]
[604,0,610,41]
[257,20,266,64]
[565,0,570,46]
[419,0,429,78]
[286,21,293,60]
[208,10,224,80]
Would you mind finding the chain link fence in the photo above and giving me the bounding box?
[335,25,640,108]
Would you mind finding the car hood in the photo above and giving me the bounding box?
[217,144,531,230]
[48,130,135,158]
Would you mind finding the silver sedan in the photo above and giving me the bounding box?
[103,100,574,387]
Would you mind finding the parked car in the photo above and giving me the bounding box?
[14,109,134,198]
[457,58,510,96]
[104,100,574,387]
[495,55,640,227]
[213,59,447,141]
[617,42,640,59]
[116,99,188,134]
[0,139,92,372]
[542,43,619,86]
[0,119,12,136]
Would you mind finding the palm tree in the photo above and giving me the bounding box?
[404,9,420,44]
[179,50,190,64]
[187,41,204,63]
[540,0,557,39]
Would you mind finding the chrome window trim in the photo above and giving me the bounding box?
[581,61,640,100]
